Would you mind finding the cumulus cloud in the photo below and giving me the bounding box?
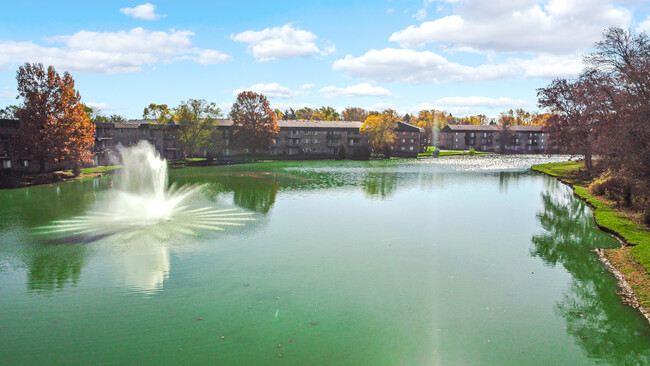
[120,3,165,20]
[516,53,583,79]
[366,97,533,117]
[319,83,392,97]
[638,17,650,33]
[413,8,427,21]
[233,83,306,99]
[434,96,534,109]
[270,102,317,111]
[0,28,231,74]
[332,47,585,83]
[389,0,631,54]
[231,24,334,61]
[333,48,518,83]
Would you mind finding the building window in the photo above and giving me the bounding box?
[410,139,414,143]
[401,146,405,151]
[2,160,11,169]
[409,146,414,151]
[23,160,29,167]
[402,139,405,143]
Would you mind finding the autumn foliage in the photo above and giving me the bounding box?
[13,63,95,173]
[360,110,398,155]
[230,91,279,153]
[538,27,650,221]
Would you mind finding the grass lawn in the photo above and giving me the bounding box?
[532,161,650,308]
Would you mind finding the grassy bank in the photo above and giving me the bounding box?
[532,161,650,309]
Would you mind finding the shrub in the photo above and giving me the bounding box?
[468,148,476,156]
[589,170,632,205]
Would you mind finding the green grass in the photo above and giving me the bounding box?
[532,161,650,272]
[80,165,119,175]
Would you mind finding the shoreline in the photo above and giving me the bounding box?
[532,161,650,324]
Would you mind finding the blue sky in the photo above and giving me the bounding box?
[1,0,649,119]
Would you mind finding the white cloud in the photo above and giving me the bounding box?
[270,102,317,111]
[638,17,650,33]
[231,24,334,61]
[434,96,534,109]
[389,0,631,54]
[387,8,395,14]
[319,83,392,97]
[0,28,231,74]
[300,83,315,90]
[191,49,233,65]
[414,8,427,21]
[120,3,165,20]
[333,48,518,83]
[0,87,16,99]
[332,47,585,83]
[233,83,306,99]
[517,53,583,79]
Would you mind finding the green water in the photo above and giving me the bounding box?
[1,156,649,365]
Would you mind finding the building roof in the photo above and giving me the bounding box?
[441,124,544,132]
[396,121,425,133]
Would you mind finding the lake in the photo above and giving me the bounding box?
[1,156,649,365]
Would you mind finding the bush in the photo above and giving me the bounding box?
[468,148,476,156]
[589,170,632,206]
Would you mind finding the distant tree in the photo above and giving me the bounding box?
[283,108,297,120]
[14,63,95,174]
[174,99,221,158]
[315,106,339,121]
[0,105,18,119]
[341,107,368,121]
[295,107,315,120]
[143,103,172,123]
[230,91,279,153]
[109,114,126,123]
[360,110,397,155]
[274,109,284,120]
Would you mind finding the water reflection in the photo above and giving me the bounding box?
[362,172,398,199]
[532,184,650,364]
[26,244,87,293]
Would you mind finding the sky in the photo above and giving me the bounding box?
[1,0,649,119]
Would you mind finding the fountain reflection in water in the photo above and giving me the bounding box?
[36,141,254,241]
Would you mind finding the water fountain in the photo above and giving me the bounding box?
[37,141,253,240]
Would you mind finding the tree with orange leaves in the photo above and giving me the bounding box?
[230,91,279,153]
[13,63,95,174]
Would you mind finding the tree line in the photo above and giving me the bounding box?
[538,27,650,224]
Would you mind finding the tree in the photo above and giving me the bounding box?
[283,108,297,120]
[0,105,18,119]
[360,110,397,156]
[174,99,221,157]
[538,72,610,170]
[341,107,368,121]
[13,63,95,174]
[143,103,172,123]
[109,114,126,123]
[230,91,279,153]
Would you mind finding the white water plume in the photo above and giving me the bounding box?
[36,141,253,240]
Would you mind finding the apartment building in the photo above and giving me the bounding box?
[439,124,548,153]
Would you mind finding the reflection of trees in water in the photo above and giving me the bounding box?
[362,172,398,199]
[532,187,650,365]
[26,244,87,293]
[200,175,279,214]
